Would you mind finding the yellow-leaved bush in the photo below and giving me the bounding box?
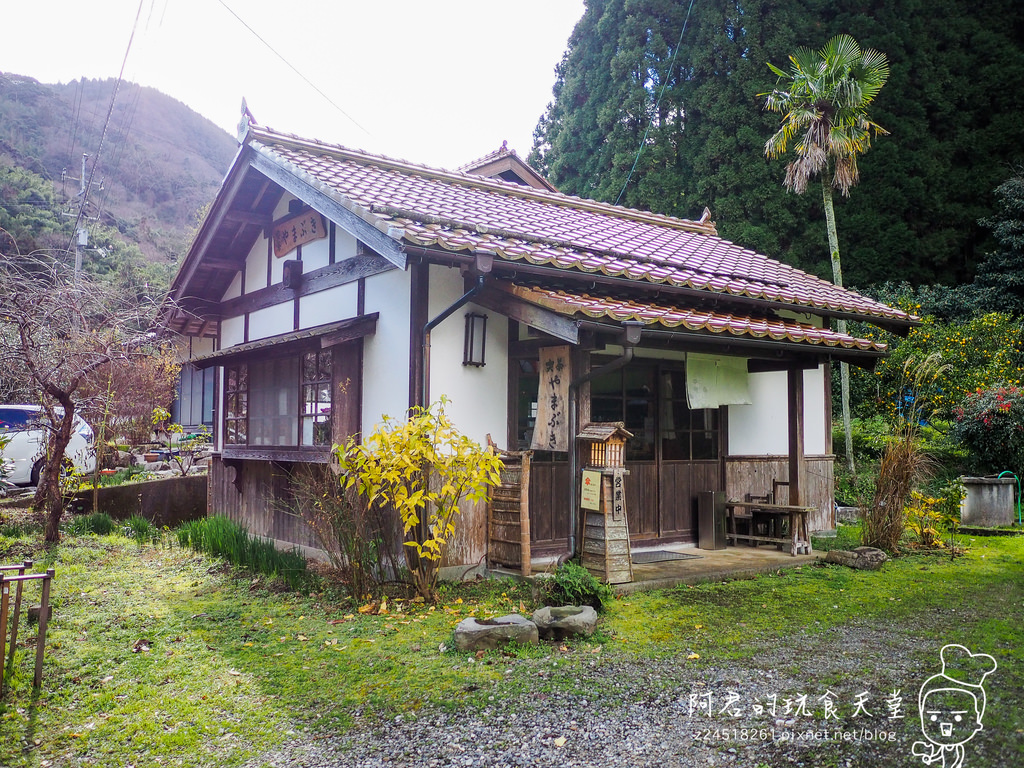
[334,397,503,600]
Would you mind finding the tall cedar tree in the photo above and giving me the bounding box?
[974,170,1024,317]
[530,0,1024,287]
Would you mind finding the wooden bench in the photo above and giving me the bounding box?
[726,499,814,556]
[728,492,773,543]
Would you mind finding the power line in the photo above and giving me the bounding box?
[65,0,146,256]
[215,0,370,135]
[614,0,696,207]
[64,78,85,177]
[95,81,144,224]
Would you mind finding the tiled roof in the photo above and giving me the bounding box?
[506,284,887,353]
[247,126,914,327]
[456,141,516,173]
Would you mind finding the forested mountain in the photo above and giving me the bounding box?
[0,72,236,274]
[530,0,1024,288]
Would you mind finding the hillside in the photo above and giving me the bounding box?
[0,71,237,264]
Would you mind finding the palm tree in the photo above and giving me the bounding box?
[762,34,890,474]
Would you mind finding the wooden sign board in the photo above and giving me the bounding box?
[612,467,626,521]
[273,210,327,258]
[530,345,570,452]
[580,470,602,511]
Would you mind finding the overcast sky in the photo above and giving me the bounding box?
[0,0,584,169]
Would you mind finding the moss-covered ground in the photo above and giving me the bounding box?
[0,523,1021,767]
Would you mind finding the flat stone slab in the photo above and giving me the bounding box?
[824,546,888,571]
[453,614,538,652]
[532,605,599,640]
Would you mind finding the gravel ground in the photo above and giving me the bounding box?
[243,619,1019,768]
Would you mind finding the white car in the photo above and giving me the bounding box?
[0,405,96,486]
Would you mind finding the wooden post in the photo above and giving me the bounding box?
[34,569,54,688]
[519,453,532,576]
[787,368,805,507]
[0,575,7,685]
[3,560,31,693]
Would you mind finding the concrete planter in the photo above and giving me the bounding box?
[67,474,208,527]
[960,476,1017,527]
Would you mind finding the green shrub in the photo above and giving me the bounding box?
[124,514,160,544]
[950,384,1024,475]
[862,355,943,551]
[834,462,878,507]
[69,512,117,536]
[105,466,154,486]
[833,416,891,460]
[544,560,614,612]
[176,516,307,590]
[0,520,32,538]
[811,522,863,552]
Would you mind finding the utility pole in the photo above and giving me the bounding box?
[62,153,101,287]
[79,153,88,198]
[75,227,88,289]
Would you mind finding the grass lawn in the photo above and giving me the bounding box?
[0,521,1022,767]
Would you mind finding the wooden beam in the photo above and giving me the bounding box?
[219,253,396,318]
[224,210,272,229]
[787,368,805,507]
[248,151,407,269]
[319,313,379,348]
[473,286,579,345]
[203,257,243,271]
[747,357,823,374]
[221,446,331,463]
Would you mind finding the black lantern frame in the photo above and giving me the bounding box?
[463,312,487,367]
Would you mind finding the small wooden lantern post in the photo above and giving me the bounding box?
[577,422,633,584]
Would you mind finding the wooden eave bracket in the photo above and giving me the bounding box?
[472,284,579,345]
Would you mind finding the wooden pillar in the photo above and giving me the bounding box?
[787,368,805,506]
[332,340,363,442]
[408,261,429,409]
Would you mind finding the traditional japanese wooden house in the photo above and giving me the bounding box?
[164,117,915,568]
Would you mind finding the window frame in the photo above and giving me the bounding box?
[220,346,336,460]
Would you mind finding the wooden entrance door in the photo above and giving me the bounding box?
[591,365,722,543]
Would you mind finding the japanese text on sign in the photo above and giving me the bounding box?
[581,470,602,511]
[273,210,327,258]
[531,345,570,452]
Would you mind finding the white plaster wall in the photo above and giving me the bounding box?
[268,248,288,286]
[222,272,242,302]
[300,233,331,272]
[248,303,294,341]
[191,336,215,356]
[426,267,508,447]
[803,364,827,453]
[334,227,359,260]
[220,315,245,348]
[171,335,215,364]
[361,267,412,433]
[244,238,271,294]
[299,283,358,329]
[728,365,828,456]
